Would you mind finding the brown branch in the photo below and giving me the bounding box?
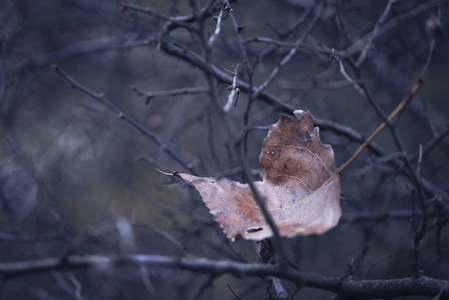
[337,78,424,174]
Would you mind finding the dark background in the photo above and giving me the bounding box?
[0,0,448,299]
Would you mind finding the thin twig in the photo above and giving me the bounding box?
[226,0,254,124]
[410,32,439,278]
[140,265,155,294]
[227,4,251,74]
[131,86,209,103]
[191,275,215,300]
[343,0,448,58]
[253,12,322,98]
[266,276,290,300]
[66,273,84,300]
[417,144,423,178]
[154,228,184,254]
[12,34,156,77]
[121,2,197,29]
[52,64,196,174]
[0,36,8,108]
[227,284,246,300]
[421,37,436,79]
[245,37,336,56]
[331,54,367,99]
[337,78,424,174]
[356,0,395,67]
[410,126,449,161]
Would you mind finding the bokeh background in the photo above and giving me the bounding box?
[1,0,448,299]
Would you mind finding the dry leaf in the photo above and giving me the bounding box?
[179,110,341,241]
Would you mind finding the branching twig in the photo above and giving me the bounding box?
[343,0,448,58]
[52,64,196,174]
[253,12,322,98]
[355,0,395,67]
[410,126,449,161]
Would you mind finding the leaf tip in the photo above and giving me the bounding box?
[293,110,306,119]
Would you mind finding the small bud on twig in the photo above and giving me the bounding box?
[425,14,443,38]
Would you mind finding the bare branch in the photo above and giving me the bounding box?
[1,254,448,299]
[52,64,197,174]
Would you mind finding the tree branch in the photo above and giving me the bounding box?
[1,254,448,299]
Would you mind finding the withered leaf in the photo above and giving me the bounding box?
[179,110,341,241]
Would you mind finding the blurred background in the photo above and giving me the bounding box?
[0,0,448,299]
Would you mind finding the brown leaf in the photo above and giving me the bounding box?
[179,110,341,241]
